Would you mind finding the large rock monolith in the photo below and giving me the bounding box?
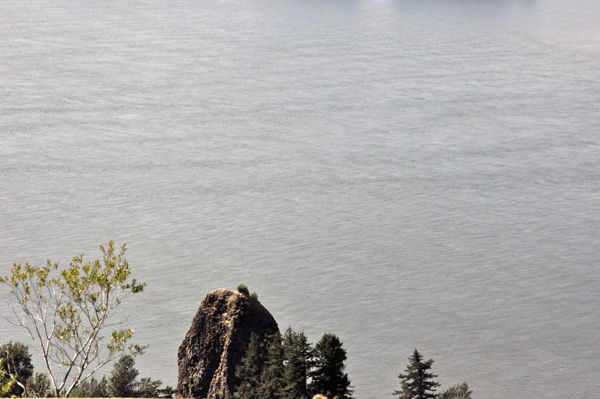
[177,288,279,399]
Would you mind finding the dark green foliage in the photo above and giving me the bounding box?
[69,376,109,397]
[440,382,472,399]
[105,355,165,397]
[282,328,315,399]
[0,341,34,397]
[138,377,163,398]
[237,285,250,296]
[232,330,352,399]
[233,333,285,399]
[233,329,320,399]
[157,386,177,398]
[309,333,353,399]
[233,333,266,399]
[26,372,51,398]
[66,355,166,398]
[394,350,440,399]
[259,333,286,399]
[108,355,139,397]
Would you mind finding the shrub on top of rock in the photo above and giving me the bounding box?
[237,284,250,297]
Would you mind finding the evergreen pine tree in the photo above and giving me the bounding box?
[138,377,164,398]
[69,376,109,397]
[282,328,315,399]
[440,382,472,399]
[309,333,353,399]
[258,333,285,399]
[233,333,285,399]
[108,355,139,397]
[233,333,266,399]
[394,350,440,399]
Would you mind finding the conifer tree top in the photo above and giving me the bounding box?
[394,349,440,399]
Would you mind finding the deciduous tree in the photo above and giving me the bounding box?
[0,341,33,397]
[0,241,147,397]
[0,360,15,397]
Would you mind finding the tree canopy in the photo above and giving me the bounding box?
[440,382,472,399]
[233,332,284,399]
[69,376,109,398]
[309,333,353,399]
[26,372,51,398]
[0,341,33,397]
[282,328,314,399]
[108,355,139,397]
[231,330,352,399]
[394,349,440,399]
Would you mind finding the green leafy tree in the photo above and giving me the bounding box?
[282,328,314,399]
[26,373,51,398]
[440,382,472,399]
[69,376,109,397]
[394,350,440,399]
[0,360,15,398]
[108,355,139,397]
[0,341,34,397]
[0,241,147,397]
[309,333,353,399]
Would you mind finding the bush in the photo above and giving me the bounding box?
[237,284,250,296]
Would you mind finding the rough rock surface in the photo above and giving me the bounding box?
[177,289,279,399]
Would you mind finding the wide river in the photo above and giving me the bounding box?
[1,0,599,397]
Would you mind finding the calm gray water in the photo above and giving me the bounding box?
[1,0,599,397]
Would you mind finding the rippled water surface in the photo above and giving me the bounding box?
[1,0,599,397]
